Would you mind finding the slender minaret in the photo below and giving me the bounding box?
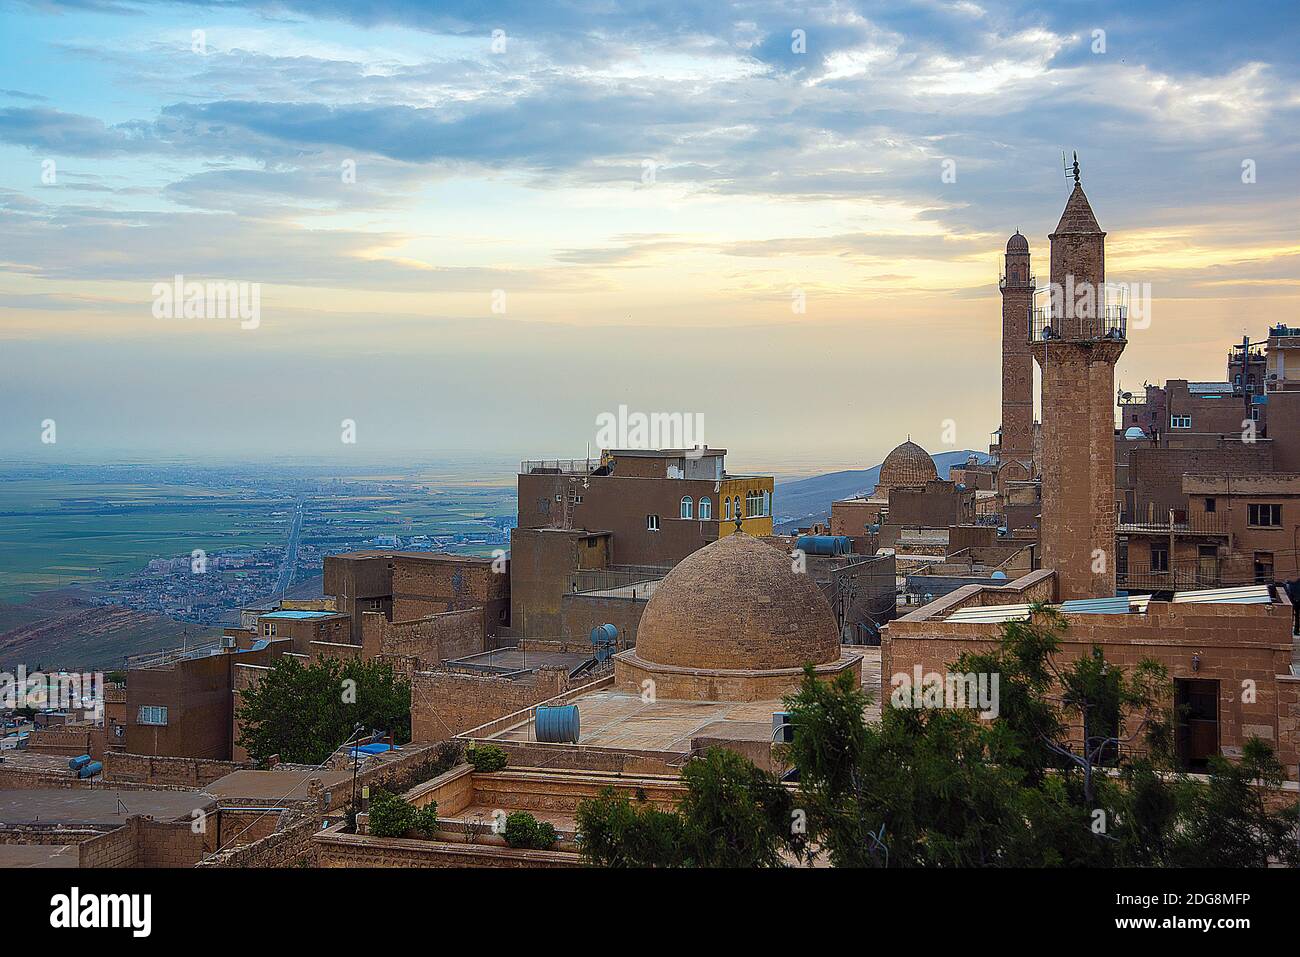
[999,231,1034,474]
[1031,158,1125,601]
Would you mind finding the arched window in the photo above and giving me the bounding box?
[699,497,711,520]
[733,496,742,518]
[680,496,693,520]
[724,497,732,520]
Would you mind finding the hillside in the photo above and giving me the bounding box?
[774,449,990,533]
[0,591,221,672]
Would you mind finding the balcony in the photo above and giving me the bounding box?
[520,458,599,475]
[1031,306,1127,344]
[1117,508,1228,537]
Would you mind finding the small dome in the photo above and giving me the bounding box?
[1124,426,1147,440]
[634,532,840,671]
[876,439,938,495]
[1006,230,1029,253]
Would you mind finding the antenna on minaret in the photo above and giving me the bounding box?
[1062,150,1081,187]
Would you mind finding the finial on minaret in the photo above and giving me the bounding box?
[1071,151,1081,187]
[734,512,743,532]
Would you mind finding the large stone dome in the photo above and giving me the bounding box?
[634,532,841,672]
[876,439,938,495]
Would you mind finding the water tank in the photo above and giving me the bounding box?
[1123,426,1147,440]
[991,570,1009,581]
[795,535,852,556]
[589,623,618,646]
[535,705,580,744]
[77,760,104,779]
[68,754,92,771]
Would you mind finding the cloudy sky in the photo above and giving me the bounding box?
[1,1,1297,473]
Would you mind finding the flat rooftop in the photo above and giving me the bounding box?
[0,844,79,868]
[946,584,1277,624]
[449,648,592,674]
[0,788,212,829]
[259,610,345,620]
[485,647,882,752]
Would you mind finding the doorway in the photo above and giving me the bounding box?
[1174,678,1219,771]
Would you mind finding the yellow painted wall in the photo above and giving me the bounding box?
[716,476,775,537]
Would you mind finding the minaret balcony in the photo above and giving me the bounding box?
[1030,305,1127,344]
[999,273,1034,291]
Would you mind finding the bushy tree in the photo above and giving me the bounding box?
[576,748,797,867]
[235,656,410,764]
[367,788,416,838]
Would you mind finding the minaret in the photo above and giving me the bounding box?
[1030,158,1125,601]
[999,231,1034,474]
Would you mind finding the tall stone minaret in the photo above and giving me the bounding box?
[1031,161,1125,601]
[999,232,1034,475]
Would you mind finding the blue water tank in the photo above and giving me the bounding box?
[535,705,580,744]
[590,623,618,646]
[77,760,103,779]
[991,570,1008,581]
[68,753,92,771]
[795,535,852,556]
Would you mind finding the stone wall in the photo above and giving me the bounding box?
[885,594,1297,778]
[77,815,211,868]
[411,668,569,742]
[313,827,581,868]
[104,752,247,788]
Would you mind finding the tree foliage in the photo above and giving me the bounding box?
[234,655,411,765]
[577,609,1299,868]
[576,748,799,867]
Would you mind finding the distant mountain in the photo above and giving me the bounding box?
[774,450,991,533]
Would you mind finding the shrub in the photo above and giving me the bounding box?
[414,802,441,839]
[467,743,508,773]
[431,739,465,775]
[502,811,558,850]
[367,788,417,838]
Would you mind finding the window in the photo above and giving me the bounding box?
[699,497,711,520]
[724,497,732,520]
[647,514,660,532]
[1204,498,1216,513]
[262,622,276,637]
[1151,543,1169,573]
[1170,414,1192,429]
[733,496,742,519]
[680,496,693,520]
[1248,503,1282,527]
[746,489,763,517]
[1254,552,1274,584]
[137,706,168,726]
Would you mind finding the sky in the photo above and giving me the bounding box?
[0,0,1297,475]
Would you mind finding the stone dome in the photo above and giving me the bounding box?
[1006,230,1029,253]
[876,439,938,494]
[634,532,841,672]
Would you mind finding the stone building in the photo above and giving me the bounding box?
[882,167,1300,779]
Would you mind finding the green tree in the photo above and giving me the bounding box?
[576,787,686,867]
[367,788,416,838]
[1170,737,1300,867]
[235,656,410,764]
[576,748,796,867]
